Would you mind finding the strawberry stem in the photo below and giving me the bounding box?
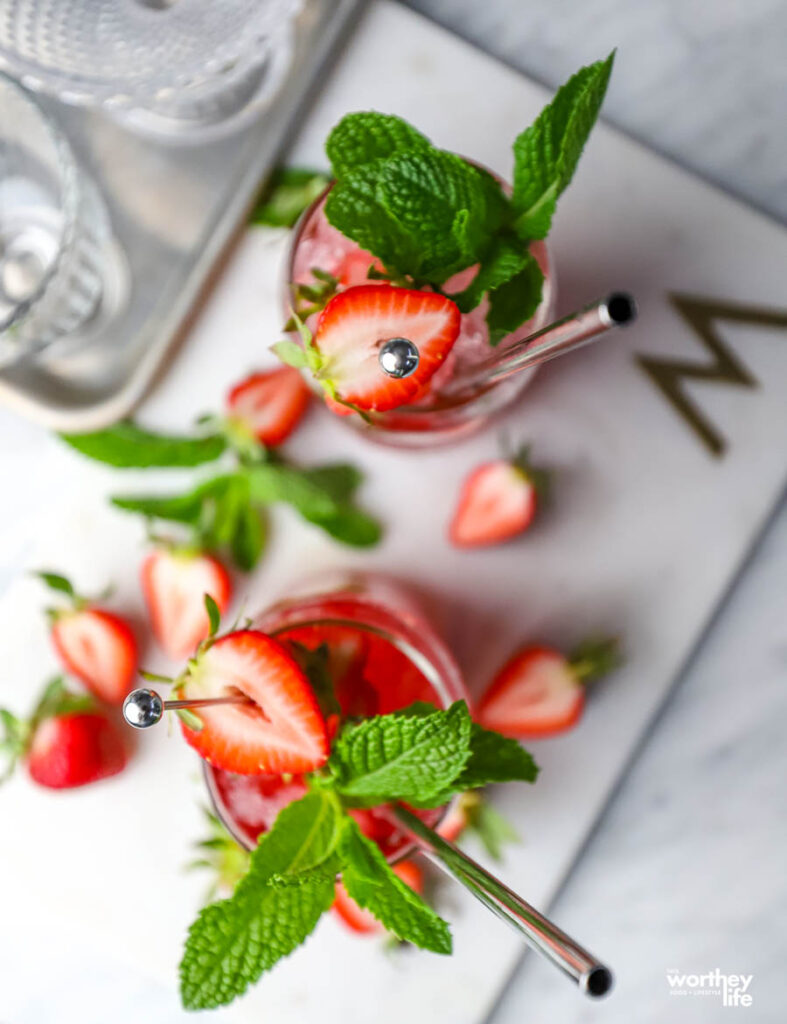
[568,637,621,684]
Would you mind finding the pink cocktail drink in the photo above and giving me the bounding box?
[284,184,555,447]
[205,574,466,861]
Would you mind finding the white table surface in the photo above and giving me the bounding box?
[0,2,784,1021]
[404,1,787,1020]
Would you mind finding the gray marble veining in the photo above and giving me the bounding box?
[404,0,787,223]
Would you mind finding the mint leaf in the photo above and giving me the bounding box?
[325,170,422,279]
[340,819,451,953]
[376,150,503,281]
[486,251,544,345]
[330,700,472,807]
[299,464,363,503]
[230,501,266,572]
[61,422,226,468]
[449,233,530,314]
[456,723,539,790]
[512,53,614,240]
[326,112,430,178]
[180,791,344,1009]
[180,868,335,1009]
[251,167,330,229]
[246,463,382,548]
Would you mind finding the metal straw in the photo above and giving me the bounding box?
[447,292,637,397]
[123,687,255,729]
[393,805,613,998]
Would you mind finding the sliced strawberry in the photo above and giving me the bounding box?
[449,449,548,548]
[27,712,128,789]
[141,548,232,660]
[177,630,329,775]
[477,639,619,738]
[333,859,423,934]
[226,367,311,446]
[313,285,460,412]
[51,609,137,705]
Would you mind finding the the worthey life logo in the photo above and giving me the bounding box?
[666,968,753,1008]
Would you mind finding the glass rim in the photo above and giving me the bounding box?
[0,72,82,335]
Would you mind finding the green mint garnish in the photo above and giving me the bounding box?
[456,722,539,790]
[178,700,538,1009]
[180,790,344,1009]
[250,167,331,229]
[329,700,472,807]
[323,53,613,344]
[511,53,615,241]
[60,422,227,468]
[339,818,452,953]
[61,420,382,569]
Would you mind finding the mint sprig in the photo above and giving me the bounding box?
[324,54,613,344]
[329,700,472,807]
[339,819,451,953]
[178,699,538,1009]
[250,167,331,229]
[60,421,381,569]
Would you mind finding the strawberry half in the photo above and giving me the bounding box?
[313,285,460,412]
[333,859,423,934]
[141,547,232,660]
[449,447,549,548]
[52,609,137,705]
[176,630,329,775]
[1,678,128,789]
[477,639,620,738]
[226,367,311,447]
[35,571,138,705]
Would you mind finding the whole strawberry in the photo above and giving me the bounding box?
[37,571,138,705]
[0,677,128,789]
[449,445,550,548]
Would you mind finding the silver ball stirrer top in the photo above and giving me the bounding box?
[123,688,164,729]
[378,337,420,378]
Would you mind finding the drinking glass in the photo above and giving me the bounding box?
[283,182,556,448]
[0,0,302,139]
[204,572,612,997]
[0,74,108,366]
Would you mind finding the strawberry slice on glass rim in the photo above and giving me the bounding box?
[274,284,461,413]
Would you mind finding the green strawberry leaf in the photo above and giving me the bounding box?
[271,339,311,369]
[34,571,75,599]
[461,793,521,861]
[289,642,342,720]
[456,723,539,790]
[250,167,330,229]
[330,700,473,807]
[340,818,452,953]
[61,422,227,469]
[512,53,614,241]
[326,111,431,178]
[204,595,221,638]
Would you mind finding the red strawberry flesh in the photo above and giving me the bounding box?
[450,461,536,548]
[478,647,584,737]
[52,609,137,705]
[226,367,310,446]
[314,285,460,412]
[179,630,329,775]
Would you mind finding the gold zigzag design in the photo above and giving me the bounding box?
[637,293,787,457]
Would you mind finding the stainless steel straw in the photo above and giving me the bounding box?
[393,805,613,999]
[446,292,637,396]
